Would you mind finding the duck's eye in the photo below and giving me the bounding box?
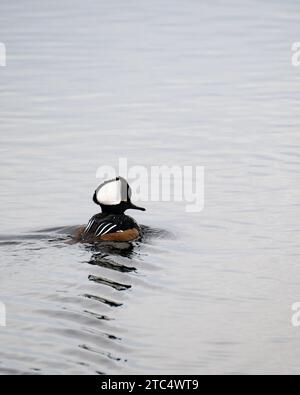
[96,179,122,205]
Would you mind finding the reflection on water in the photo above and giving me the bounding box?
[89,253,137,274]
[0,225,174,374]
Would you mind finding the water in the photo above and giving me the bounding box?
[1,0,300,375]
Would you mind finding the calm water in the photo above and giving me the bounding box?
[1,0,300,374]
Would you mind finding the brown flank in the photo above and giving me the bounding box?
[98,228,140,242]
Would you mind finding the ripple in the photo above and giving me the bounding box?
[82,293,123,308]
[88,275,131,291]
[88,254,137,273]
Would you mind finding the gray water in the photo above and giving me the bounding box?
[1,0,300,375]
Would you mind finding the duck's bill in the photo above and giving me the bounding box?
[129,203,146,212]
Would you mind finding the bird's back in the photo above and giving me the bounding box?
[78,213,141,243]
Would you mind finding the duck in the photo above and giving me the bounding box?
[75,177,146,243]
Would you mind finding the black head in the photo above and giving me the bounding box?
[93,177,146,214]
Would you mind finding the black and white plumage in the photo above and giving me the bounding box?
[81,213,141,242]
[77,177,146,243]
[93,177,146,215]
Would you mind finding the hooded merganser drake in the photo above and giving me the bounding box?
[75,177,146,243]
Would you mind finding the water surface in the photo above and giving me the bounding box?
[1,0,300,374]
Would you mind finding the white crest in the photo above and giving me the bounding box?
[96,179,123,205]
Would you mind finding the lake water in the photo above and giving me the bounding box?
[1,0,300,375]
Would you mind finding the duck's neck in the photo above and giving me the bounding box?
[100,204,126,215]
